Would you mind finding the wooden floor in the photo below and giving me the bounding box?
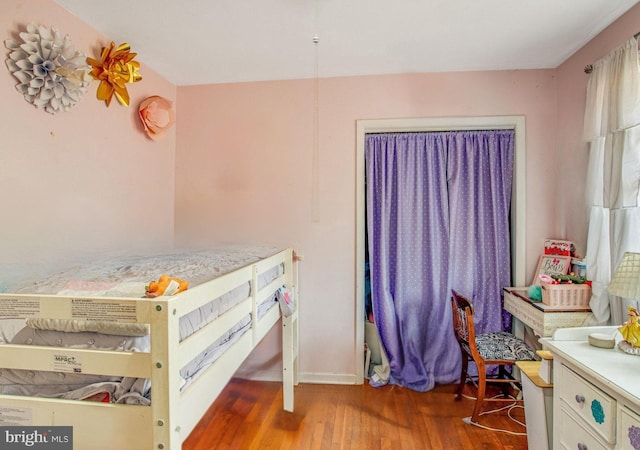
[183,378,529,450]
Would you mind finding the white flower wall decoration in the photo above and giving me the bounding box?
[5,23,90,114]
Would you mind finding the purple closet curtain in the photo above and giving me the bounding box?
[365,130,514,392]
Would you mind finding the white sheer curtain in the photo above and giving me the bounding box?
[584,37,640,325]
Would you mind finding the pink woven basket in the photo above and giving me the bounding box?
[541,282,591,308]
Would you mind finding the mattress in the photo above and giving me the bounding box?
[0,245,284,404]
[13,244,281,295]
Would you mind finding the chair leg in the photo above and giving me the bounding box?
[498,365,510,398]
[455,352,468,401]
[471,362,486,423]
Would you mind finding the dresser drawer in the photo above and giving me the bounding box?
[558,406,611,450]
[619,406,640,450]
[558,363,616,444]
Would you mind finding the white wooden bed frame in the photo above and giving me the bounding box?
[0,248,299,449]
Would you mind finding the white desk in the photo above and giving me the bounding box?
[541,327,640,449]
[503,287,591,339]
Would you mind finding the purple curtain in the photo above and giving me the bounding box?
[365,130,514,391]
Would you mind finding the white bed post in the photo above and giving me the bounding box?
[251,265,259,346]
[150,298,182,450]
[282,249,299,412]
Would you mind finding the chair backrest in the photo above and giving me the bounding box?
[451,290,478,359]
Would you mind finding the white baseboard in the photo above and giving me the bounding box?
[300,372,360,385]
[234,369,362,385]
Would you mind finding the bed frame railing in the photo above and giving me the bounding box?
[0,247,298,450]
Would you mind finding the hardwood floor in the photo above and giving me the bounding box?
[183,378,529,449]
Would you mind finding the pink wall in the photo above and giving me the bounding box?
[176,70,560,379]
[176,3,640,377]
[5,0,640,382]
[0,0,177,285]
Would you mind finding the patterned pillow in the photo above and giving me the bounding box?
[475,332,535,361]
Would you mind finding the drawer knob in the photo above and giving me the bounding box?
[575,394,586,404]
[577,443,587,450]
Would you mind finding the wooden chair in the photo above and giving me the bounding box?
[450,289,535,424]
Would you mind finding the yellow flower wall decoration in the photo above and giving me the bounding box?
[87,42,142,107]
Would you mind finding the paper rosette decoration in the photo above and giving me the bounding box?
[87,42,142,107]
[4,23,91,114]
[138,96,175,141]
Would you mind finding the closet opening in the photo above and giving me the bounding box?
[355,116,526,382]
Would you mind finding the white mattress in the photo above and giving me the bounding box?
[0,245,284,404]
[15,244,281,295]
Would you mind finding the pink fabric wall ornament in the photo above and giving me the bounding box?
[138,95,175,141]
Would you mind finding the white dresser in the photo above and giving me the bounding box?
[541,327,640,450]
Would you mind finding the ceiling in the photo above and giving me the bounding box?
[54,0,640,86]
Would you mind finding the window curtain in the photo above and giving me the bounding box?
[583,37,640,325]
[365,130,514,392]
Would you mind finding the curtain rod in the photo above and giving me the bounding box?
[584,31,640,74]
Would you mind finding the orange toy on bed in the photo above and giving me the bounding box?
[145,274,188,298]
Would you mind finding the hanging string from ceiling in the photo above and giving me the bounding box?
[311,0,321,223]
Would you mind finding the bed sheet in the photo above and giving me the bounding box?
[13,245,281,295]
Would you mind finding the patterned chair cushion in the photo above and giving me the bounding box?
[475,332,535,361]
